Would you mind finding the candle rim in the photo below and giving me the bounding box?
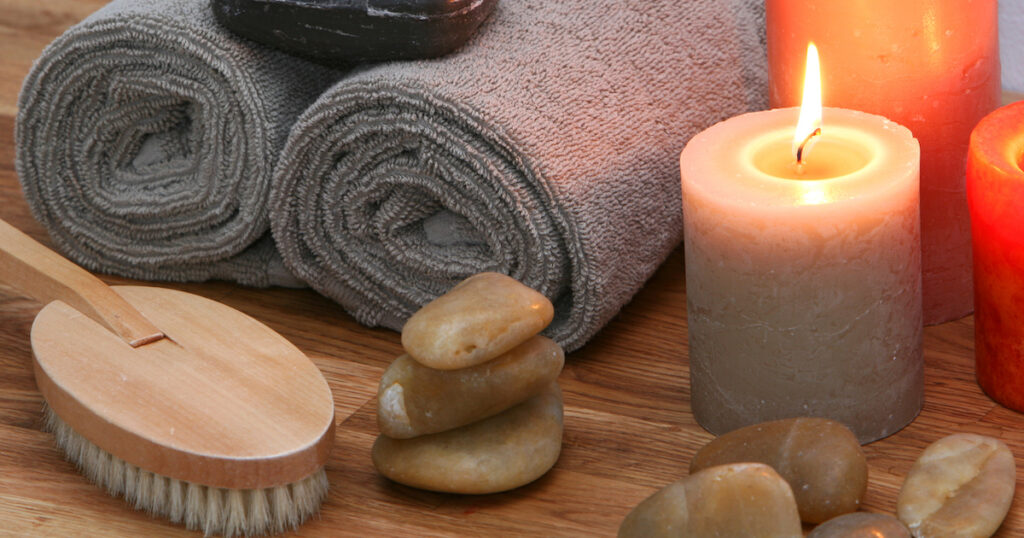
[680,106,920,213]
[966,100,1024,238]
[969,100,1024,180]
[747,127,873,181]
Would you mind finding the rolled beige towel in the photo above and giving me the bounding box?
[16,0,338,286]
[270,0,768,351]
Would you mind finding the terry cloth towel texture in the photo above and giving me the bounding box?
[271,0,768,352]
[16,0,338,286]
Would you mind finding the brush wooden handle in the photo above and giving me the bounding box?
[0,219,163,347]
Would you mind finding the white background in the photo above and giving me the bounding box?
[1002,1,1023,92]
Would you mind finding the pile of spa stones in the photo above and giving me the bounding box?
[372,272,565,494]
[619,419,1016,538]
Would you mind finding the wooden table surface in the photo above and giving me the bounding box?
[1,2,1022,536]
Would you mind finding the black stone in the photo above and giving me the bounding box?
[211,0,498,65]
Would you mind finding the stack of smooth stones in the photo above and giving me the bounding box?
[372,272,566,494]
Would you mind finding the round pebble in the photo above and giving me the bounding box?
[618,463,802,538]
[378,335,564,438]
[897,433,1015,538]
[690,417,867,523]
[372,382,563,494]
[401,272,554,370]
[808,512,911,538]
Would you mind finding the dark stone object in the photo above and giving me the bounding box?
[211,0,498,65]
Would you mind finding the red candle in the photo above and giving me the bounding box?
[968,100,1024,411]
[767,0,1001,325]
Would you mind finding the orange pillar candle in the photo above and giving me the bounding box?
[968,100,1024,411]
[681,48,924,443]
[767,0,1001,325]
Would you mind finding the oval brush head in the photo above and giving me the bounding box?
[31,286,335,536]
[43,404,329,536]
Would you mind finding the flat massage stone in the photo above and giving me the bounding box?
[689,417,868,524]
[897,433,1015,538]
[618,463,802,538]
[372,382,563,494]
[211,0,498,65]
[402,272,554,370]
[378,335,563,439]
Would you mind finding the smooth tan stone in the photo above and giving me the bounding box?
[401,272,554,370]
[808,512,911,538]
[372,382,563,494]
[618,463,802,538]
[897,433,1015,538]
[689,417,867,524]
[378,335,564,438]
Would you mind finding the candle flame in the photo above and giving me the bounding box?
[793,43,822,164]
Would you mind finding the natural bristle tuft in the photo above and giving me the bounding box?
[43,403,328,536]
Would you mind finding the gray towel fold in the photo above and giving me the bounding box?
[16,0,337,286]
[271,0,768,351]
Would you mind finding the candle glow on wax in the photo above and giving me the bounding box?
[749,43,869,197]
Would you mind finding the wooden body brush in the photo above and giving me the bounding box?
[0,219,335,536]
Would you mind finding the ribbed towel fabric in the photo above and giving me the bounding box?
[271,0,768,351]
[16,0,338,286]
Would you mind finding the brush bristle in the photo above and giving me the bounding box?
[43,403,328,537]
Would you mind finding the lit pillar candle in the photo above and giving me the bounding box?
[681,46,923,443]
[767,0,1001,325]
[968,101,1024,411]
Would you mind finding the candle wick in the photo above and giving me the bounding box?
[796,127,822,165]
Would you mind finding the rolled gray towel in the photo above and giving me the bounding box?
[271,0,768,351]
[16,0,338,286]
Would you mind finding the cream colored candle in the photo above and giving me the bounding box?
[680,106,923,443]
